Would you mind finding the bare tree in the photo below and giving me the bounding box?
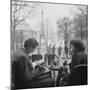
[73,6,88,41]
[11,0,40,53]
[57,17,72,46]
[12,0,40,29]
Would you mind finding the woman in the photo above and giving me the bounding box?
[67,40,87,85]
[69,40,87,71]
[56,40,87,86]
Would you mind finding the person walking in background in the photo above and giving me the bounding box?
[64,45,68,58]
[52,44,56,54]
[47,44,52,54]
[58,46,62,57]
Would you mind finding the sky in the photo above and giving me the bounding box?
[13,0,87,43]
[25,2,79,32]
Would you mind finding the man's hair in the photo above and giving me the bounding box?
[24,38,39,50]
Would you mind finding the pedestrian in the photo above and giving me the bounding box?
[64,45,68,58]
[58,46,62,56]
[52,44,56,54]
[47,44,52,54]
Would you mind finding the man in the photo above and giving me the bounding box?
[12,38,41,89]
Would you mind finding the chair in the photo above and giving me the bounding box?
[56,64,87,86]
[68,64,87,86]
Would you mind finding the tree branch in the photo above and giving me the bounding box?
[15,3,39,27]
[78,7,87,18]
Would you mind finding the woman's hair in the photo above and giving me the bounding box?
[24,38,39,50]
[70,39,85,52]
